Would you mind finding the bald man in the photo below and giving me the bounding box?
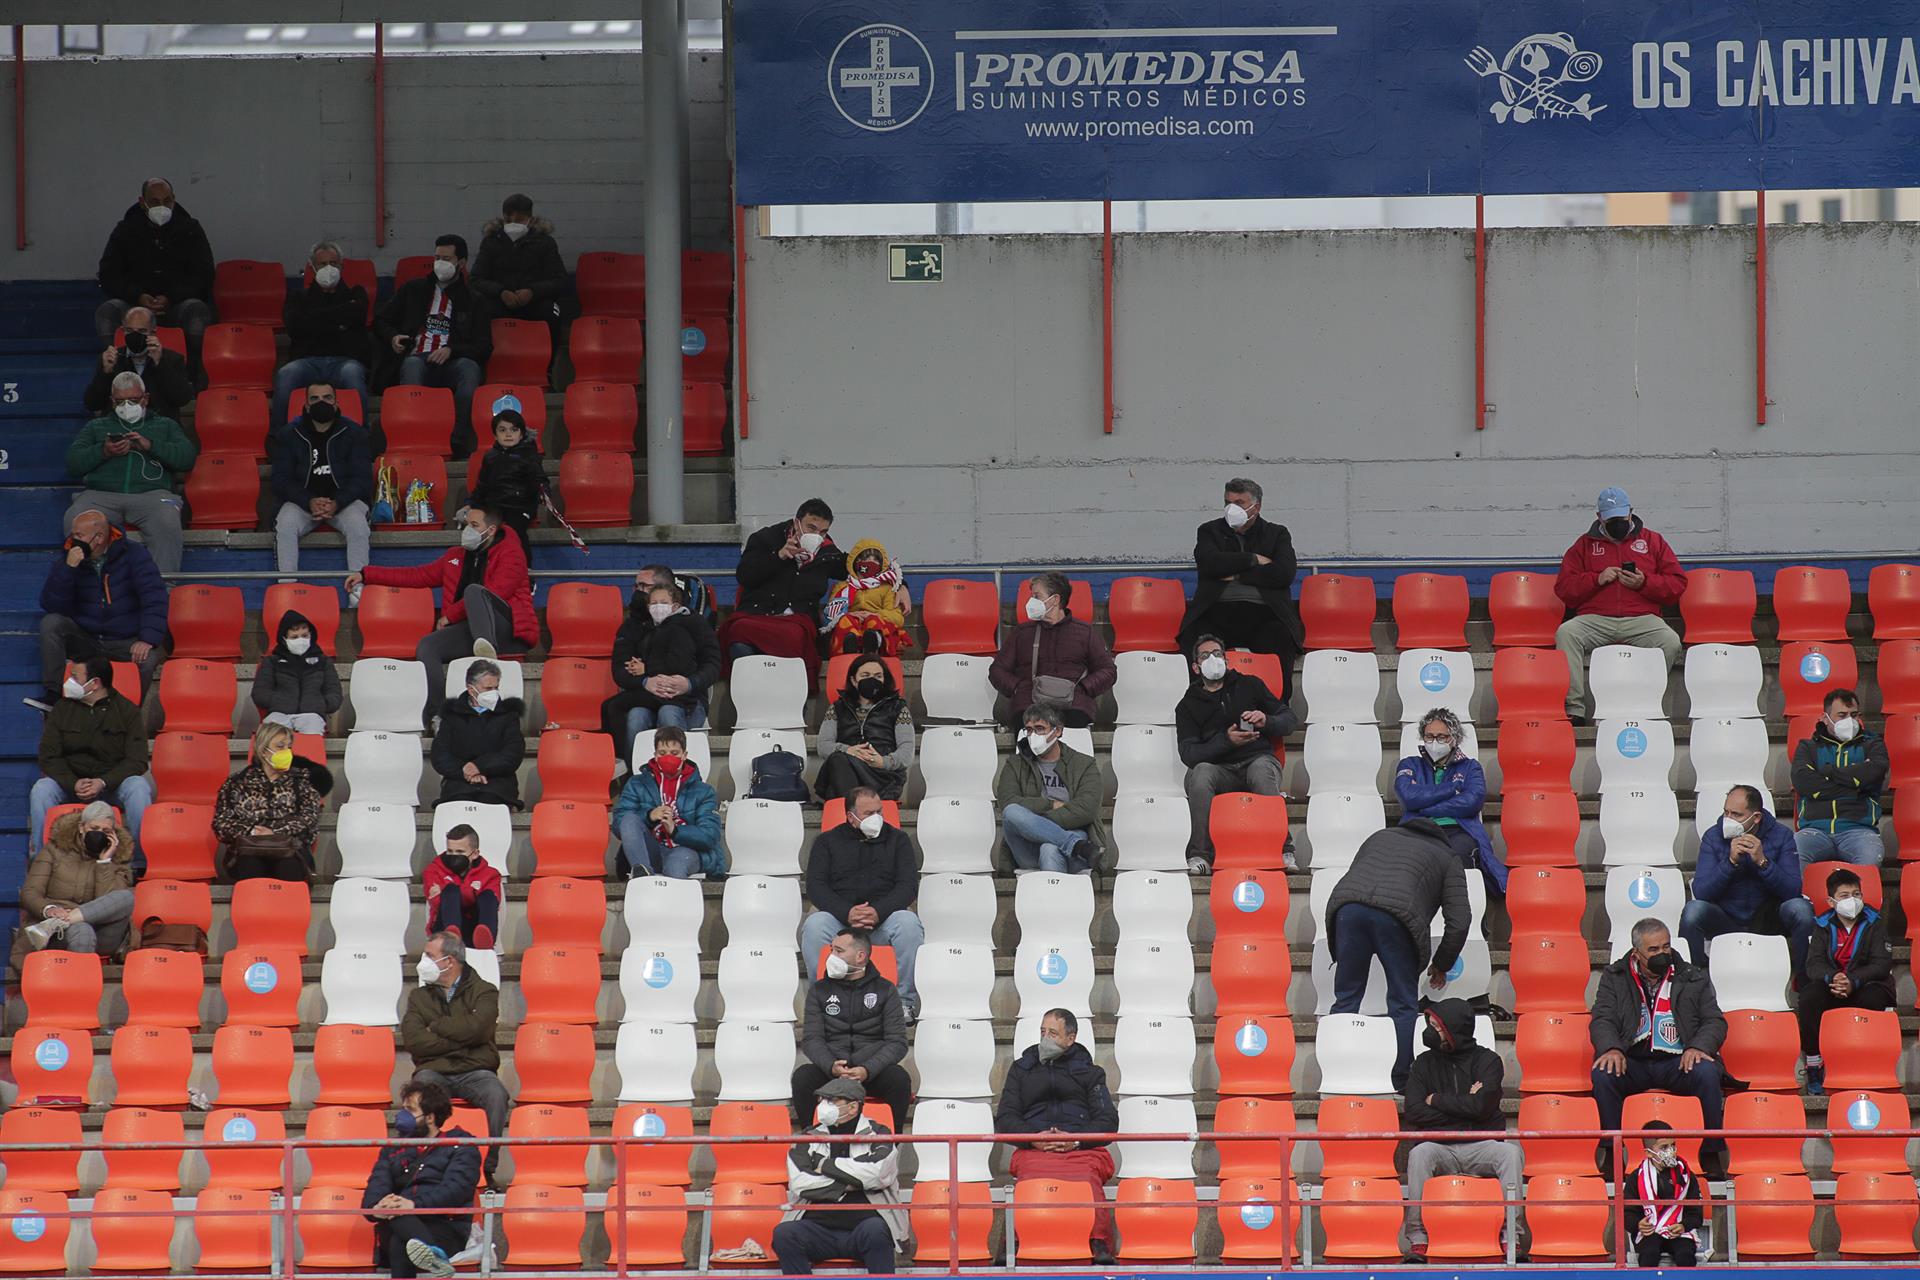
[33,509,168,711]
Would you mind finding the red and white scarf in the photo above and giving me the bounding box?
[1629,967,1682,1055]
[648,759,686,846]
[1639,1155,1694,1234]
[415,286,454,355]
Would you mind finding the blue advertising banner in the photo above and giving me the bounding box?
[733,0,1920,203]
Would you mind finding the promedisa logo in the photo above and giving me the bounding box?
[830,23,936,131]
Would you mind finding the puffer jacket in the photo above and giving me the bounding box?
[1324,820,1471,973]
[361,1125,481,1236]
[360,531,538,648]
[1402,998,1505,1140]
[429,695,527,808]
[21,810,137,919]
[1554,515,1686,619]
[1792,724,1889,833]
[988,612,1117,726]
[1690,810,1800,922]
[470,216,568,305]
[467,438,548,528]
[805,821,917,927]
[1806,906,1895,993]
[1590,953,1726,1058]
[39,528,168,646]
[799,969,908,1075]
[250,609,343,719]
[610,760,725,876]
[1393,752,1504,893]
[994,1041,1118,1141]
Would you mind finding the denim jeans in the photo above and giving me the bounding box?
[1793,826,1885,866]
[1001,802,1089,874]
[30,774,153,855]
[614,812,702,879]
[1679,895,1816,976]
[622,702,707,767]
[799,909,924,1008]
[271,355,371,429]
[1329,902,1421,1091]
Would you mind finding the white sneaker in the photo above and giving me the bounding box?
[471,638,498,660]
[404,1239,457,1278]
[1186,855,1212,877]
[21,918,63,949]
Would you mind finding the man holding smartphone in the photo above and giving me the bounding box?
[82,305,193,421]
[63,372,198,575]
[1552,486,1686,723]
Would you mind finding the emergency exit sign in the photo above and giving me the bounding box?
[888,243,943,282]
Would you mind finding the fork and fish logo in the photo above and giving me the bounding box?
[1466,33,1606,123]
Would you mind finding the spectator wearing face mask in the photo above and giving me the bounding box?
[1176,478,1304,700]
[1797,868,1895,1096]
[800,788,924,1015]
[251,609,343,736]
[816,656,915,802]
[470,193,569,353]
[1553,487,1686,723]
[610,725,723,879]
[10,801,137,972]
[1627,1121,1703,1268]
[33,509,167,713]
[398,933,509,1189]
[791,927,912,1127]
[429,660,525,809]
[65,371,197,576]
[825,538,912,656]
[1591,920,1728,1179]
[1679,784,1812,976]
[28,655,151,858]
[456,402,548,556]
[1791,688,1889,866]
[212,721,333,883]
[94,178,215,372]
[270,380,375,576]
[1175,634,1296,874]
[274,241,373,429]
[994,1008,1120,1266]
[422,824,502,950]
[773,1076,911,1275]
[721,500,849,690]
[84,305,193,421]
[1394,707,1504,895]
[989,572,1116,730]
[1399,999,1522,1263]
[994,701,1107,875]
[603,580,720,763]
[362,1078,482,1279]
[379,234,490,456]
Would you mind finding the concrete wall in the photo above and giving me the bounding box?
[1,51,729,278]
[737,224,1920,563]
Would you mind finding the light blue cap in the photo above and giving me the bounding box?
[1596,486,1631,518]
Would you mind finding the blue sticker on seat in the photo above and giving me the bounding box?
[1232,881,1265,912]
[680,326,707,356]
[1036,952,1068,985]
[33,1039,68,1071]
[1849,1097,1883,1131]
[1419,661,1450,691]
[1615,727,1647,758]
[1240,1199,1274,1230]
[644,956,675,988]
[10,1216,46,1243]
[1236,1022,1268,1057]
[634,1113,668,1138]
[1629,874,1660,908]
[1801,651,1831,683]
[244,961,278,994]
[224,1116,258,1143]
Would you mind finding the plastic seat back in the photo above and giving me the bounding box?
[1779,640,1860,717]
[507,1105,592,1188]
[167,585,245,659]
[123,946,205,1028]
[220,947,304,1027]
[1869,563,1920,639]
[1732,1171,1815,1259]
[1319,1175,1402,1260]
[1515,1012,1592,1093]
[562,379,639,450]
[1392,572,1469,649]
[183,451,261,529]
[1499,788,1580,867]
[544,582,626,657]
[263,582,341,654]
[202,321,276,388]
[109,1024,193,1106]
[377,384,456,454]
[1209,793,1290,871]
[921,579,1001,655]
[1517,1094,1600,1175]
[1835,1170,1920,1258]
[558,448,634,526]
[21,951,102,1031]
[1524,1174,1609,1260]
[575,251,647,319]
[1299,574,1376,650]
[1725,1089,1807,1174]
[11,1025,95,1106]
[102,1106,185,1190]
[518,1021,599,1102]
[611,1104,696,1187]
[1679,567,1758,643]
[537,729,616,803]
[312,1024,397,1105]
[211,1025,294,1107]
[1107,576,1186,653]
[570,315,644,382]
[1315,1095,1399,1176]
[192,388,268,455]
[1491,646,1569,720]
[1488,570,1563,647]
[1012,1179,1095,1262]
[1772,565,1852,641]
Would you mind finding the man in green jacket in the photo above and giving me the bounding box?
[64,371,197,574]
[402,931,510,1186]
[994,701,1108,875]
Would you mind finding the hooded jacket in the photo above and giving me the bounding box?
[68,411,197,495]
[97,200,215,305]
[467,435,548,527]
[361,531,538,647]
[360,1124,482,1235]
[1554,515,1686,620]
[800,968,909,1075]
[805,820,918,927]
[1393,751,1505,894]
[250,609,344,718]
[269,412,375,512]
[37,688,147,792]
[1792,723,1889,833]
[734,521,850,618]
[1590,953,1726,1058]
[988,610,1118,727]
[471,217,569,305]
[1690,809,1801,922]
[284,280,372,362]
[211,756,334,851]
[610,759,725,876]
[376,271,491,367]
[430,694,527,808]
[1806,904,1895,993]
[781,1113,912,1251]
[21,810,137,919]
[994,1040,1119,1141]
[1323,821,1471,974]
[827,537,908,629]
[39,528,168,647]
[1180,513,1305,647]
[1174,669,1295,768]
[993,739,1110,864]
[84,347,195,421]
[1402,999,1505,1140]
[400,967,502,1076]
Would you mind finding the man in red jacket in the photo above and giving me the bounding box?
[1553,487,1685,723]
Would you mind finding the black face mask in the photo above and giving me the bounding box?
[442,854,470,876]
[856,677,887,701]
[83,829,112,856]
[1604,516,1634,541]
[307,400,339,425]
[1643,950,1675,977]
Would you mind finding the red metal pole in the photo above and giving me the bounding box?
[373,24,387,249]
[946,1136,961,1274]
[1101,199,1115,434]
[1278,1133,1294,1270]
[279,1139,297,1280]
[12,26,25,251]
[1474,193,1486,429]
[1754,187,1767,425]
[735,203,750,440]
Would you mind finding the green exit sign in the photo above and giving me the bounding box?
[888,242,943,282]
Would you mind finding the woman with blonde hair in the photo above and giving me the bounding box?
[212,720,334,882]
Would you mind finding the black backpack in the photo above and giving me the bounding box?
[748,747,809,802]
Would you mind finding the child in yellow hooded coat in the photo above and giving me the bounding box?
[825,537,912,655]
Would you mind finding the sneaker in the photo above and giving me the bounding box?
[21,695,52,714]
[1282,832,1300,873]
[471,638,498,660]
[20,918,63,950]
[1186,855,1212,877]
[404,1239,457,1279]
[1403,1242,1429,1264]
[1090,1239,1119,1267]
[1805,1059,1826,1096]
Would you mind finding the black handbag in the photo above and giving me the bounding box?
[748,747,810,802]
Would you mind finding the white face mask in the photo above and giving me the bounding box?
[1025,596,1050,622]
[415,954,441,986]
[62,676,90,701]
[473,688,501,711]
[813,1100,842,1127]
[797,531,824,555]
[1223,502,1251,529]
[648,602,674,625]
[285,636,312,656]
[1833,716,1860,742]
[1423,738,1453,762]
[1025,729,1060,754]
[1721,815,1748,840]
[1835,895,1865,921]
[857,812,885,839]
[146,204,173,227]
[1198,653,1228,682]
[313,264,342,289]
[460,524,489,550]
[114,401,146,425]
[824,952,852,980]
[433,259,458,282]
[502,221,530,241]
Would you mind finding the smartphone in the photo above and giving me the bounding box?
[105,432,128,444]
[1620,560,1637,572]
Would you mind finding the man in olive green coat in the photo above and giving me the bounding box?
[64,371,198,574]
[403,930,510,1184]
[994,701,1108,875]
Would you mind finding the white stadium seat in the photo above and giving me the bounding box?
[1013,940,1095,1018]
[1686,718,1770,792]
[466,947,500,988]
[915,796,998,874]
[919,728,998,799]
[913,943,996,1022]
[727,728,808,798]
[1058,726,1096,759]
[614,1020,697,1102]
[1595,718,1677,792]
[1112,652,1191,726]
[1110,794,1189,872]
[1113,1096,1198,1178]
[1313,1014,1401,1094]
[917,873,997,944]
[624,876,705,952]
[1303,721,1382,795]
[726,655,809,729]
[1110,870,1193,942]
[320,950,402,1026]
[620,945,703,1023]
[723,800,805,877]
[430,802,513,869]
[1707,932,1792,1011]
[1598,787,1683,866]
[1014,872,1095,934]
[445,655,526,703]
[349,658,430,732]
[714,946,799,1022]
[911,1100,995,1182]
[1301,649,1379,724]
[1111,724,1186,797]
[344,731,425,806]
[333,801,419,879]
[1683,644,1764,719]
[327,877,412,954]
[1396,649,1476,724]
[1113,939,1195,1016]
[1303,791,1386,873]
[712,1020,798,1100]
[720,875,802,948]
[919,654,997,724]
[1309,940,1386,1017]
[1588,645,1670,720]
[1111,1015,1197,1094]
[1604,865,1687,954]
[1435,939,1491,1003]
[910,1020,996,1099]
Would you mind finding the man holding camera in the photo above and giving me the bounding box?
[83,306,193,421]
[63,372,198,575]
[1552,486,1686,724]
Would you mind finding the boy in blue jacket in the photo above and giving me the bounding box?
[1679,784,1812,975]
[1394,706,1505,895]
[611,725,724,879]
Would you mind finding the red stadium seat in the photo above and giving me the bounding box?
[108,660,143,705]
[109,1024,193,1106]
[354,585,437,659]
[1773,565,1853,642]
[220,948,303,1027]
[544,582,624,657]
[1211,937,1292,1016]
[12,1025,94,1106]
[214,259,288,328]
[297,1183,377,1268]
[679,314,730,382]
[194,1187,276,1270]
[166,586,245,661]
[576,251,647,319]
[1822,1008,1902,1089]
[1316,1096,1399,1177]
[1830,1090,1912,1175]
[501,1184,587,1269]
[1622,1092,1702,1167]
[506,1104,592,1188]
[1209,868,1288,939]
[1392,573,1469,650]
[286,386,364,425]
[123,948,205,1028]
[1496,719,1577,790]
[514,1021,596,1102]
[539,657,618,730]
[1508,934,1590,1014]
[1724,1090,1807,1174]
[202,322,276,389]
[472,381,547,439]
[0,1187,70,1271]
[711,1181,786,1265]
[1878,639,1920,713]
[570,315,644,383]
[21,951,102,1030]
[1678,567,1758,643]
[1012,1179,1095,1263]
[371,452,449,529]
[377,385,456,455]
[908,1180,994,1265]
[151,731,229,805]
[192,389,269,456]
[1421,1175,1505,1261]
[1209,793,1290,871]
[684,250,732,316]
[1887,713,1920,792]
[1224,651,1287,701]
[1718,1009,1799,1091]
[1107,577,1186,654]
[0,1108,82,1191]
[90,1187,178,1273]
[1116,1178,1198,1262]
[184,453,261,530]
[1517,1094,1601,1175]
[562,380,639,451]
[1515,1012,1592,1092]
[1299,574,1376,650]
[1213,1014,1295,1096]
[129,883,211,945]
[487,317,553,387]
[531,801,614,877]
[263,583,341,655]
[1801,861,1883,911]
[922,579,1001,654]
[1499,789,1582,868]
[709,1101,793,1185]
[1215,1174,1300,1261]
[212,1026,294,1107]
[304,1106,383,1188]
[1504,866,1585,938]
[1491,647,1569,720]
[1732,1172,1815,1260]
[1319,1175,1403,1261]
[313,1025,397,1105]
[1869,563,1920,640]
[1211,1095,1296,1180]
[1488,570,1563,647]
[102,1106,184,1190]
[1834,1170,1920,1258]
[1779,641,1859,717]
[611,1103,696,1186]
[393,255,434,290]
[526,876,608,952]
[1522,1175,1609,1261]
[139,803,219,880]
[684,380,728,455]
[559,449,634,526]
